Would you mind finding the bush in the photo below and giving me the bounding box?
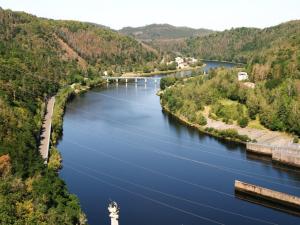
[143,65,152,73]
[238,117,249,128]
[222,117,229,124]
[209,112,219,121]
[293,136,299,143]
[48,147,62,171]
[160,77,177,90]
[187,113,196,123]
[197,113,207,126]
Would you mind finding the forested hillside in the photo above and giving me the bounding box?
[119,24,213,41]
[120,24,214,54]
[161,20,300,140]
[185,20,300,81]
[57,21,158,69]
[0,8,157,224]
[161,68,300,138]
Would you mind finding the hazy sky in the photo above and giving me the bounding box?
[0,0,299,30]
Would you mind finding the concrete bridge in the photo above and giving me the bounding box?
[103,76,160,83]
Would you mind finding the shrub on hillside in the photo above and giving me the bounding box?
[197,113,207,126]
[160,77,177,90]
[238,117,249,128]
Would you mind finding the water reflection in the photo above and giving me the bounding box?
[59,61,300,225]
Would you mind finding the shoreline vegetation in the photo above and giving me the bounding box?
[1,6,300,224]
[121,65,204,77]
[159,71,300,147]
[49,78,105,169]
[161,104,251,144]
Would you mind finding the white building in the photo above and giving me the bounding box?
[238,72,248,81]
[177,62,188,69]
[188,57,198,63]
[175,57,184,64]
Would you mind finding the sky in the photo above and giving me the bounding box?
[0,0,299,30]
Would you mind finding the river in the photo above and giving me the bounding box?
[58,62,300,225]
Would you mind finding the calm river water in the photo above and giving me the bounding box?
[58,62,300,225]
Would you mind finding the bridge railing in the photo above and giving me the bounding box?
[102,76,160,83]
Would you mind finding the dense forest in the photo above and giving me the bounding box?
[160,20,300,140]
[161,67,300,139]
[119,24,214,54]
[0,8,158,224]
[120,24,213,41]
[1,5,300,223]
[185,20,300,82]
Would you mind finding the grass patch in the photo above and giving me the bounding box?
[248,117,267,130]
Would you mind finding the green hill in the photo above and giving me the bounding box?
[161,20,300,140]
[0,8,158,224]
[119,23,213,41]
[120,24,214,54]
[185,20,300,81]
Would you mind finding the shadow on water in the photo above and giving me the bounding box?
[162,109,300,183]
[59,61,300,225]
[162,110,244,151]
[235,191,300,217]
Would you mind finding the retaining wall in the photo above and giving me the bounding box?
[272,147,300,167]
[246,143,272,155]
[246,143,300,167]
[235,180,300,209]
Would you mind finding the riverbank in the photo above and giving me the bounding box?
[58,72,300,225]
[121,66,203,77]
[49,78,105,168]
[198,59,245,66]
[160,100,299,147]
[161,104,251,144]
[161,103,300,170]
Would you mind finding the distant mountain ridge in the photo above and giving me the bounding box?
[119,23,214,41]
[119,24,214,53]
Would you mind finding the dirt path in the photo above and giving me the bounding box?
[39,97,55,162]
[203,107,299,147]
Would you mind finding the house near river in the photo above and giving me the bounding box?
[238,72,248,81]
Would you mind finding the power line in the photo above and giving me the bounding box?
[93,92,160,110]
[66,102,300,176]
[8,82,300,186]
[65,138,234,198]
[65,164,225,225]
[10,75,300,177]
[65,161,278,225]
[63,111,300,188]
